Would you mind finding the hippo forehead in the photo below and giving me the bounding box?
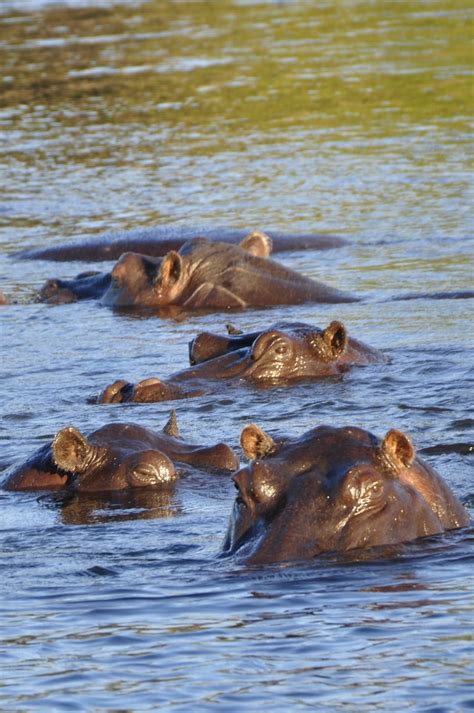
[90,423,167,453]
[255,324,330,356]
[262,425,381,476]
[178,237,214,256]
[266,323,323,342]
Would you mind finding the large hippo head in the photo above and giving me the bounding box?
[4,424,177,492]
[224,423,469,564]
[101,231,273,308]
[189,321,387,381]
[190,321,351,380]
[4,412,238,492]
[97,321,387,405]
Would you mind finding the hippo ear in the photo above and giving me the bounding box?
[52,427,93,474]
[226,322,243,335]
[240,424,276,460]
[163,409,180,438]
[159,251,182,286]
[239,231,273,258]
[323,321,348,359]
[381,429,415,468]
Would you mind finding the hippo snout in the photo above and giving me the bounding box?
[232,469,256,512]
[233,462,282,508]
[111,252,139,284]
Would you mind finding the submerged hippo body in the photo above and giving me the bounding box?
[34,231,473,306]
[18,226,347,261]
[4,412,238,492]
[224,423,469,564]
[37,232,353,308]
[98,321,387,404]
[101,232,357,310]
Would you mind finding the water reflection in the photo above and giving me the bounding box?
[0,0,473,711]
[1,0,470,132]
[40,487,181,525]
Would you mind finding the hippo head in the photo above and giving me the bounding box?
[101,252,165,308]
[98,377,191,404]
[101,231,272,308]
[52,426,177,492]
[188,321,350,382]
[244,321,349,381]
[224,423,464,564]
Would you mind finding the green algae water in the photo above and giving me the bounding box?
[0,1,473,710]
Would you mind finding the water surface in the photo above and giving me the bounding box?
[0,1,473,710]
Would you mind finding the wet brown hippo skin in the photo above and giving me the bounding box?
[4,411,239,492]
[189,320,388,371]
[37,231,471,306]
[223,424,470,564]
[97,321,387,404]
[39,234,268,305]
[17,226,348,261]
[101,232,358,309]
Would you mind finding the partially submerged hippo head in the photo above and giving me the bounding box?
[53,426,176,491]
[4,425,176,492]
[4,411,238,492]
[189,320,386,381]
[98,377,196,405]
[101,231,356,309]
[224,423,469,564]
[101,231,273,309]
[98,321,387,404]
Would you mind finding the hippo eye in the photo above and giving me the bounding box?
[274,342,289,355]
[368,480,383,495]
[345,468,385,504]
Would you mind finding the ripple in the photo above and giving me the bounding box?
[0,0,472,711]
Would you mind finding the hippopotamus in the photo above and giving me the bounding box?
[18,225,347,261]
[97,320,387,404]
[102,233,357,309]
[3,411,238,492]
[224,423,470,564]
[38,232,357,307]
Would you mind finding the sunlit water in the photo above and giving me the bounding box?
[0,1,473,710]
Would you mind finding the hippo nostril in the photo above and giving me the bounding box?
[232,471,252,506]
[111,263,126,281]
[110,272,122,287]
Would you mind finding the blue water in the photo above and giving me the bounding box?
[0,0,473,710]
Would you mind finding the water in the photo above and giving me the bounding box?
[0,0,473,710]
